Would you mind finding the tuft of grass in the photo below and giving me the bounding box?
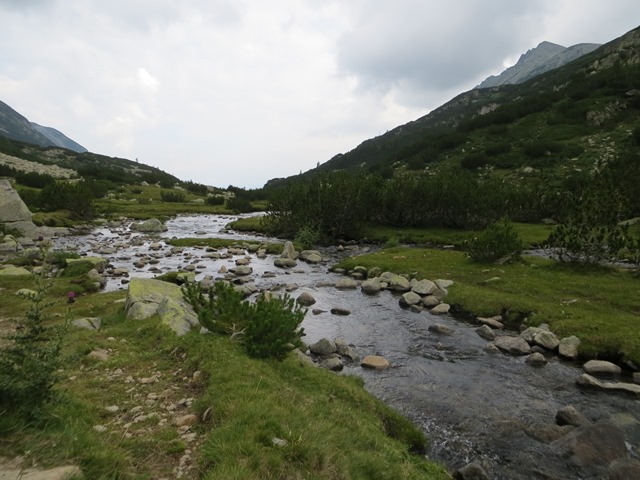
[337,247,640,364]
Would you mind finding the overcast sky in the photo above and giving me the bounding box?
[1,1,639,188]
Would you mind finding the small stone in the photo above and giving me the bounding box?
[105,405,120,413]
[139,376,159,384]
[412,279,437,295]
[361,278,382,295]
[330,307,351,316]
[428,324,454,335]
[272,437,289,447]
[361,355,391,370]
[93,425,108,432]
[175,414,198,427]
[87,349,110,361]
[421,295,440,308]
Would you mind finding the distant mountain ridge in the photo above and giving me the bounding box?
[0,100,87,153]
[477,41,601,88]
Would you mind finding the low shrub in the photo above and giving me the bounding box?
[160,190,186,203]
[465,218,523,263]
[294,225,321,249]
[183,282,306,360]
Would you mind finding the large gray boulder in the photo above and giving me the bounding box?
[494,336,531,355]
[125,277,198,336]
[131,218,167,233]
[0,179,36,238]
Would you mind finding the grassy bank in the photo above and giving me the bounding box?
[337,247,640,365]
[0,273,449,479]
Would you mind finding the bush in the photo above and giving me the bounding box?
[182,282,306,360]
[206,195,225,206]
[465,218,523,263]
[39,182,94,219]
[0,249,67,416]
[294,225,321,249]
[160,190,186,202]
[545,223,629,265]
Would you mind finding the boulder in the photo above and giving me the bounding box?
[361,355,391,370]
[556,405,591,427]
[583,360,621,376]
[399,291,422,307]
[558,336,581,360]
[280,241,298,260]
[66,256,108,272]
[0,235,20,253]
[411,279,437,296]
[125,277,199,336]
[520,326,543,343]
[429,303,450,315]
[477,315,504,329]
[476,324,496,341]
[309,338,337,356]
[131,218,167,232]
[335,277,358,289]
[494,336,531,355]
[299,250,321,261]
[274,257,297,269]
[296,291,316,306]
[389,275,411,292]
[435,279,454,289]
[577,373,640,396]
[551,423,627,466]
[233,265,253,276]
[306,253,322,264]
[421,295,440,308]
[454,462,490,480]
[608,459,640,480]
[361,277,382,295]
[321,357,344,371]
[525,352,547,366]
[335,339,359,361]
[0,179,37,237]
[72,317,102,331]
[0,266,31,276]
[533,330,560,351]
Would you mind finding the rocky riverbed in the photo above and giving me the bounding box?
[45,214,640,480]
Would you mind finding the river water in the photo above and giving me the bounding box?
[54,214,640,479]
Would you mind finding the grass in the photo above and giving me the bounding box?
[227,216,268,233]
[0,273,450,479]
[337,247,640,365]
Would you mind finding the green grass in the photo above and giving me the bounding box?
[337,247,640,364]
[358,222,554,248]
[0,274,449,479]
[227,216,268,233]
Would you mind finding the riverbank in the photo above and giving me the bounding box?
[0,274,449,479]
[337,246,640,367]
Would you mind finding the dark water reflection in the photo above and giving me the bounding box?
[55,214,639,479]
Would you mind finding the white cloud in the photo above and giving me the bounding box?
[1,1,639,188]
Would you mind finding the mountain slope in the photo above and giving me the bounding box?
[279,25,640,185]
[477,41,600,89]
[0,100,86,153]
[31,123,87,152]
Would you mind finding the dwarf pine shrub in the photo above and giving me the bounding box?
[465,217,523,263]
[0,249,67,416]
[183,282,306,360]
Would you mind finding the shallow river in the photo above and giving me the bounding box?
[55,214,640,479]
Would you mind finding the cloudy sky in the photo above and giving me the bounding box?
[1,1,639,188]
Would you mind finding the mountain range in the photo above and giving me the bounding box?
[476,41,601,88]
[0,100,86,153]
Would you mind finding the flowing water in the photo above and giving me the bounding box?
[54,214,640,479]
